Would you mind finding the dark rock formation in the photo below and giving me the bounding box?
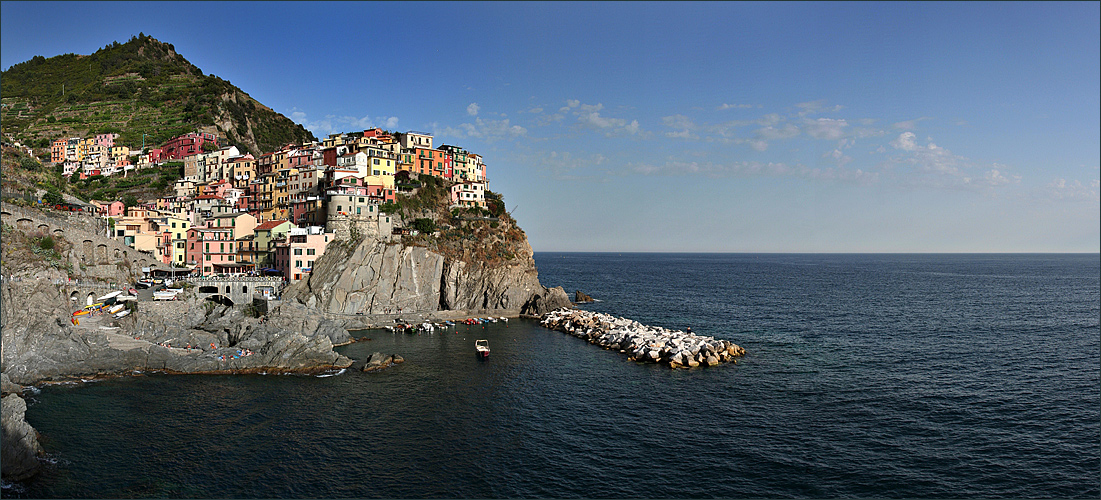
[2,394,43,481]
[520,286,573,316]
[575,290,594,303]
[362,352,399,372]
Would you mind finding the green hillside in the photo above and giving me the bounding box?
[1,33,316,155]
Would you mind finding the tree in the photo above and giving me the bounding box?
[412,218,437,234]
[43,190,63,205]
[122,194,138,208]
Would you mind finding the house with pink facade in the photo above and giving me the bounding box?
[93,200,126,217]
[185,226,244,276]
[274,226,334,282]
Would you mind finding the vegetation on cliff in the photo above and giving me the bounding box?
[1,33,315,156]
[387,176,529,266]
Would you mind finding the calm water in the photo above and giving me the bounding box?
[9,253,1100,498]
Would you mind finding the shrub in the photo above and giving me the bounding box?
[38,235,55,251]
[412,218,436,234]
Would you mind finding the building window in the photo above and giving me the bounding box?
[294,249,302,255]
[307,249,315,255]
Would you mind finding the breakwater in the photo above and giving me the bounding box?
[539,308,745,368]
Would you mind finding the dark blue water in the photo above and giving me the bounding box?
[10,253,1100,498]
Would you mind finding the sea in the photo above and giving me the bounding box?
[6,253,1099,498]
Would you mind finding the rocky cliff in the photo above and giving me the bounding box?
[2,393,43,481]
[283,232,571,317]
[0,275,352,386]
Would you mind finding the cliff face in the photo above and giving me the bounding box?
[284,239,444,314]
[284,234,571,316]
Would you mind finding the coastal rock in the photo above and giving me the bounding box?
[2,394,43,481]
[362,352,398,372]
[440,256,541,313]
[520,286,572,316]
[575,290,595,303]
[284,239,444,315]
[1,373,22,395]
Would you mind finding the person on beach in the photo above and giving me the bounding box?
[686,327,692,334]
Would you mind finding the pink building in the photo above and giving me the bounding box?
[185,227,243,276]
[94,133,119,148]
[274,226,334,282]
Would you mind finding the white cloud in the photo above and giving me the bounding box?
[748,139,769,152]
[288,108,400,136]
[529,107,543,114]
[824,148,853,166]
[662,114,696,130]
[795,100,843,116]
[803,118,848,140]
[629,159,877,184]
[1047,178,1100,201]
[717,103,755,110]
[662,114,698,139]
[893,117,932,130]
[890,132,919,151]
[886,133,1023,190]
[467,103,480,116]
[440,117,526,142]
[563,100,641,136]
[757,113,783,127]
[755,123,800,141]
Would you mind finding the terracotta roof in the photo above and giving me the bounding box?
[195,195,224,200]
[255,220,289,230]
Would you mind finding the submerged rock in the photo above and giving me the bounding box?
[575,290,595,303]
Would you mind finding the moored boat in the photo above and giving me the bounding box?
[475,339,490,358]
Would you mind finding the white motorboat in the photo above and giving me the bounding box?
[475,339,490,358]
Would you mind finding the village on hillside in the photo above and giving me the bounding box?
[37,128,490,282]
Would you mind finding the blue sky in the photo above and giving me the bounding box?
[3,1,1098,252]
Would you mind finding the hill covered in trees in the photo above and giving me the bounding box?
[1,34,315,156]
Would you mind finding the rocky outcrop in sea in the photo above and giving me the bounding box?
[539,309,745,368]
[2,393,43,481]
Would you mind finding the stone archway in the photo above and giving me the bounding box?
[83,240,94,265]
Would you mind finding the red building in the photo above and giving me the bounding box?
[161,133,219,160]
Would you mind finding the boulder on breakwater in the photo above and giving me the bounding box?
[539,309,745,369]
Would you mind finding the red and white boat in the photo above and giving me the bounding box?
[475,339,490,358]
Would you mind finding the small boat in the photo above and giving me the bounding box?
[73,309,90,316]
[475,339,490,358]
[114,309,131,318]
[96,291,122,302]
[108,304,125,314]
[153,290,179,300]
